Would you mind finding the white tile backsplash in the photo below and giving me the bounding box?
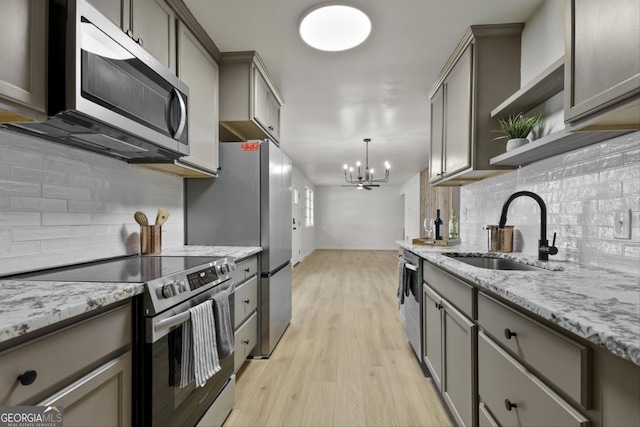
[0,129,185,275]
[461,131,640,275]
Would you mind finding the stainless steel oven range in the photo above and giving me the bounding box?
[15,255,237,426]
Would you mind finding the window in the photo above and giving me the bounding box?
[305,186,314,227]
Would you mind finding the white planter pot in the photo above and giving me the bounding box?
[505,138,529,151]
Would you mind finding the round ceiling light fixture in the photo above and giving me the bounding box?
[299,3,372,52]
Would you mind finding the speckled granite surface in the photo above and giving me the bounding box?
[398,241,640,366]
[160,245,261,260]
[0,246,262,345]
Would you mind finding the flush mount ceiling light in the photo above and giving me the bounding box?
[299,3,371,52]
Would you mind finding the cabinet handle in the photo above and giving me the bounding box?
[17,370,37,386]
[435,302,443,310]
[504,328,517,339]
[504,399,517,411]
[244,268,250,273]
[137,37,144,47]
[268,126,274,131]
[243,339,250,345]
[125,29,134,38]
[243,299,250,304]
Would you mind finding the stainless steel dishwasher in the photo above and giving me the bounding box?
[400,250,422,362]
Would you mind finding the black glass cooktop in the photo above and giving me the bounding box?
[14,256,221,283]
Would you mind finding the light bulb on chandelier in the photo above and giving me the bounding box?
[342,138,390,190]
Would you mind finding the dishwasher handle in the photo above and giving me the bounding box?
[404,262,419,272]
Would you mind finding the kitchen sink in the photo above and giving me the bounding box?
[444,254,545,271]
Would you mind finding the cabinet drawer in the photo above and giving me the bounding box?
[0,305,131,406]
[232,256,258,284]
[234,312,257,373]
[234,275,258,328]
[478,292,590,406]
[478,332,590,427]
[423,261,474,319]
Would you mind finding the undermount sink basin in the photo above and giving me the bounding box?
[444,254,544,271]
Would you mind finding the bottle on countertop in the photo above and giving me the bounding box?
[434,209,443,240]
[449,209,459,240]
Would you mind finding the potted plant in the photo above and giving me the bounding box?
[493,113,542,151]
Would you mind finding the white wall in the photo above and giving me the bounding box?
[520,0,566,86]
[292,165,316,260]
[401,173,421,241]
[315,185,403,250]
[0,130,185,275]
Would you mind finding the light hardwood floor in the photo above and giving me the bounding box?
[224,250,453,427]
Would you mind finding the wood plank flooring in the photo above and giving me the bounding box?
[224,250,453,427]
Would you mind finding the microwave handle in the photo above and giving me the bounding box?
[168,88,187,140]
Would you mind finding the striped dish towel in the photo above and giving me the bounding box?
[190,300,221,387]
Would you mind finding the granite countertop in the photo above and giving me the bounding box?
[0,246,262,345]
[397,241,640,367]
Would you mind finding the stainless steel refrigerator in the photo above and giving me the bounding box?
[185,140,292,357]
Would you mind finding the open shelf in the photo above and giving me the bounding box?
[491,57,565,118]
[489,128,632,167]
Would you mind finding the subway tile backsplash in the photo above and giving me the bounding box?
[0,129,185,275]
[461,131,640,275]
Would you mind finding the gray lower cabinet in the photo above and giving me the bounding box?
[0,0,47,122]
[564,0,640,131]
[478,331,590,427]
[233,255,259,372]
[38,352,132,427]
[423,285,443,389]
[423,283,476,427]
[420,258,640,427]
[0,304,131,424]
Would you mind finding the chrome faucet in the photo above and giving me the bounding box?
[498,191,558,261]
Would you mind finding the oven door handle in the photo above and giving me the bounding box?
[154,311,191,335]
[404,262,418,272]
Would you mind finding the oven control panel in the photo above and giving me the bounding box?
[187,267,219,290]
[145,257,236,315]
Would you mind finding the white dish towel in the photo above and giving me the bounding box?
[189,300,221,387]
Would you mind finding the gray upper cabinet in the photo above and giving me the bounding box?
[564,0,640,131]
[174,22,219,175]
[219,51,284,143]
[428,24,523,186]
[442,46,472,179]
[429,86,444,182]
[88,0,176,72]
[0,0,47,122]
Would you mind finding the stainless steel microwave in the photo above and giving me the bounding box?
[9,0,189,162]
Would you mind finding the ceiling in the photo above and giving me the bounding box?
[185,0,543,186]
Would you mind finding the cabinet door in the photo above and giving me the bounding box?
[429,86,444,182]
[39,352,132,427]
[442,298,477,427]
[177,22,219,173]
[0,0,46,122]
[423,284,443,390]
[253,69,272,134]
[131,0,176,72]
[443,45,472,177]
[267,94,281,140]
[566,0,640,128]
[86,0,128,28]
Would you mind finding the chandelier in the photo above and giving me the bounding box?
[342,138,390,190]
